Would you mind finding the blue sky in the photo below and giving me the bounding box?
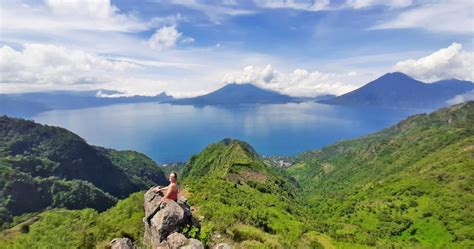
[0,0,473,97]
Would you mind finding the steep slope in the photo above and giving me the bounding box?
[0,116,167,227]
[181,139,322,248]
[170,83,295,105]
[99,148,168,188]
[320,72,474,108]
[288,101,474,247]
[182,138,299,197]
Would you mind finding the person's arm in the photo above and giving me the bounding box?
[152,186,169,193]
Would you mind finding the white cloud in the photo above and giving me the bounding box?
[163,0,255,23]
[46,0,117,19]
[148,26,182,51]
[0,0,149,32]
[254,0,330,11]
[181,37,196,44]
[446,90,474,105]
[345,0,412,9]
[394,43,474,82]
[371,0,474,34]
[222,65,360,96]
[0,44,171,96]
[254,0,413,11]
[0,44,136,85]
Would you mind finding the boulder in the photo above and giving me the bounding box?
[182,238,205,249]
[149,232,205,249]
[167,232,188,248]
[109,238,135,249]
[143,187,201,248]
[215,243,232,249]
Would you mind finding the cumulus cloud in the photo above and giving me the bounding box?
[148,26,182,51]
[0,43,135,87]
[222,65,360,96]
[371,0,474,34]
[0,43,174,95]
[1,0,148,32]
[394,43,474,82]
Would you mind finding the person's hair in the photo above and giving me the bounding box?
[170,172,178,180]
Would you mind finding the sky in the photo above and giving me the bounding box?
[0,0,473,97]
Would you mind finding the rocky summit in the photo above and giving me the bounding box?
[143,187,202,248]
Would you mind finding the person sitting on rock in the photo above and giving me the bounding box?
[145,172,179,224]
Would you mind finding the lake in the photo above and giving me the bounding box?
[31,102,429,163]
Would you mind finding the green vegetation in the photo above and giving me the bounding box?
[0,192,145,248]
[289,101,474,247]
[182,139,322,248]
[1,102,473,248]
[101,148,168,188]
[0,116,167,228]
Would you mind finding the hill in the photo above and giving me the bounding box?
[181,138,323,247]
[288,101,474,247]
[320,72,474,108]
[170,83,295,105]
[0,116,167,228]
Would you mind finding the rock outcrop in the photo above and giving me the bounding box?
[143,187,202,248]
[109,238,135,249]
[155,232,204,249]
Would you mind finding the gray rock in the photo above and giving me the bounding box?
[167,232,188,249]
[215,243,232,249]
[155,241,171,249]
[182,238,204,249]
[109,238,135,249]
[143,188,201,248]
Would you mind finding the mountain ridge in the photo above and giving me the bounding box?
[320,72,474,108]
[169,83,296,105]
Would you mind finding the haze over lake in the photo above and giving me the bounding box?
[32,102,427,163]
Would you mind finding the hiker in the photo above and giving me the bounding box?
[145,172,179,224]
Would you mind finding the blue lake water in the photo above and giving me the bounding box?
[31,102,429,163]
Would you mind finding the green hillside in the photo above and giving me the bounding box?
[288,101,474,248]
[181,138,322,248]
[0,102,472,248]
[0,192,145,249]
[0,116,167,228]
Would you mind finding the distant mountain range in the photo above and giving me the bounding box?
[169,83,296,105]
[320,72,474,108]
[167,73,473,108]
[0,90,174,117]
[2,72,472,117]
